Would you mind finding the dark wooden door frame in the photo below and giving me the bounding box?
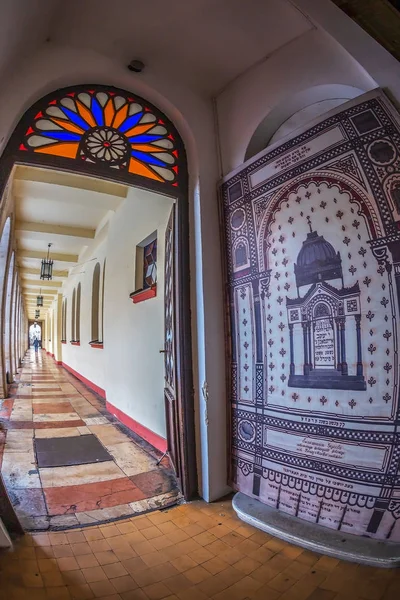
[0,87,197,537]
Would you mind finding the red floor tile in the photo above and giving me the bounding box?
[130,469,176,498]
[0,399,14,419]
[5,420,86,430]
[44,478,147,514]
[33,403,75,414]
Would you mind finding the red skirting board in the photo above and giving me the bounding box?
[106,400,167,453]
[60,362,166,453]
[62,362,106,399]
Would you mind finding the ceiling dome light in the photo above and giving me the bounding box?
[128,60,145,73]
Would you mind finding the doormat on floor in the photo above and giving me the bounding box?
[34,434,112,468]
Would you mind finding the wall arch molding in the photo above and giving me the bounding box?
[245,84,367,162]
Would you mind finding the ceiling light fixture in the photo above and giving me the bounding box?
[37,288,43,307]
[40,243,53,280]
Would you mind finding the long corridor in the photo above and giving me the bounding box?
[0,351,179,531]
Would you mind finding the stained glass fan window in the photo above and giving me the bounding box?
[22,89,179,185]
[143,240,157,289]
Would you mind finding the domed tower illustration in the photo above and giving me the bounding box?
[286,217,366,390]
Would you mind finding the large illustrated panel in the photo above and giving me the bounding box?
[222,91,400,541]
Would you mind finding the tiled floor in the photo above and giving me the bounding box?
[0,350,179,531]
[0,497,399,599]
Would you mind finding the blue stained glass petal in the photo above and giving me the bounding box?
[40,131,82,141]
[59,107,90,131]
[91,96,104,126]
[119,112,143,133]
[128,134,163,143]
[131,149,168,167]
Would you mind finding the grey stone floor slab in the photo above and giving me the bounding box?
[233,492,400,568]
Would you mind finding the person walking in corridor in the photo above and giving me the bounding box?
[33,337,40,353]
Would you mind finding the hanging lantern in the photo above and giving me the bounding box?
[40,243,53,280]
[37,289,43,307]
[35,309,40,319]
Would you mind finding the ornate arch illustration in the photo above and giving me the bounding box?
[257,173,385,274]
[232,236,250,272]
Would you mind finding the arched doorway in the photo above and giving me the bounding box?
[28,321,42,348]
[0,85,196,533]
[0,217,12,397]
[4,252,15,385]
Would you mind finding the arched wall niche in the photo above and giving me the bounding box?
[4,252,16,384]
[61,297,67,342]
[0,217,12,397]
[91,263,100,343]
[245,84,367,162]
[76,282,81,342]
[101,260,105,343]
[71,288,76,342]
[0,83,197,501]
[10,269,18,380]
